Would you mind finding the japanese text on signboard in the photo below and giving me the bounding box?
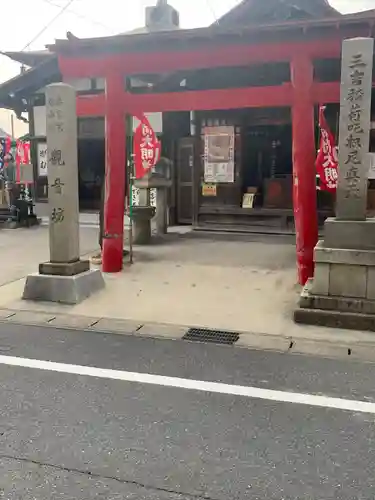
[343,52,368,199]
[47,91,66,224]
[133,116,161,179]
[315,106,338,192]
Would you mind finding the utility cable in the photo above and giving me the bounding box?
[22,0,76,51]
[205,0,219,25]
[40,0,115,34]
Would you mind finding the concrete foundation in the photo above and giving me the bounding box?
[324,217,375,250]
[39,259,90,276]
[132,206,155,245]
[134,172,171,239]
[296,219,375,331]
[22,269,105,305]
[155,188,168,235]
[133,219,152,245]
[295,279,375,332]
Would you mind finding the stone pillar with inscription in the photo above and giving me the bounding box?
[295,38,375,331]
[23,83,105,304]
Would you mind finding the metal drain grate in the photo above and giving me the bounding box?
[183,328,240,345]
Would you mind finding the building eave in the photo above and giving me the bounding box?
[47,12,375,56]
[349,9,375,17]
[0,57,60,112]
[1,50,53,68]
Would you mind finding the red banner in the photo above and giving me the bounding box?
[133,115,161,179]
[315,106,338,192]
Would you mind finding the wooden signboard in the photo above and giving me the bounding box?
[202,183,217,196]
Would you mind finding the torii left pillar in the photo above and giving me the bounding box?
[102,73,126,272]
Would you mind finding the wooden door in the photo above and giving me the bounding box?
[177,138,197,224]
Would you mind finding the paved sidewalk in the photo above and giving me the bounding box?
[0,225,98,286]
[0,229,299,333]
[1,226,375,359]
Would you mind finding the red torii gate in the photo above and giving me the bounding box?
[49,18,375,283]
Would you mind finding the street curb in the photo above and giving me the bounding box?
[1,308,375,362]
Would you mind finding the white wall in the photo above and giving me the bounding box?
[33,105,46,137]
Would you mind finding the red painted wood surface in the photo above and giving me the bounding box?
[291,56,318,285]
[74,81,351,118]
[311,81,375,104]
[76,94,105,116]
[102,74,126,273]
[75,85,294,117]
[58,39,342,78]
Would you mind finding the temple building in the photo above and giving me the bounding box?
[0,0,374,278]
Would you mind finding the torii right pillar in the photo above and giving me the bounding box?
[291,55,318,286]
[295,37,375,331]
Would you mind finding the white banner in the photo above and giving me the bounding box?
[37,142,48,177]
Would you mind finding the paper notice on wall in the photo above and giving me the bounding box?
[203,163,215,183]
[204,126,235,183]
[204,162,234,183]
[202,183,217,196]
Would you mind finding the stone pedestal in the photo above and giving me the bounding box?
[295,219,375,331]
[23,270,105,305]
[132,206,156,245]
[310,218,375,300]
[23,82,105,304]
[155,187,168,235]
[134,172,172,238]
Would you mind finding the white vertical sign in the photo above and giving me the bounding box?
[37,142,48,177]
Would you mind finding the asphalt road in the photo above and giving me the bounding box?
[0,323,375,499]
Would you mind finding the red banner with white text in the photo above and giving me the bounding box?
[315,106,338,192]
[133,115,161,179]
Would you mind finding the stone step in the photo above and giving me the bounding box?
[300,280,375,315]
[294,307,375,332]
[0,208,14,222]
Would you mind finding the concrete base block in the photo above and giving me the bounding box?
[22,269,105,305]
[330,263,367,298]
[294,307,375,332]
[155,188,168,236]
[312,242,375,299]
[296,219,375,331]
[300,279,375,315]
[315,240,375,266]
[39,259,90,276]
[133,219,152,245]
[296,280,375,332]
[324,217,375,250]
[131,206,155,245]
[311,261,330,295]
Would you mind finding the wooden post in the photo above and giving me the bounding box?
[291,56,318,285]
[102,73,126,273]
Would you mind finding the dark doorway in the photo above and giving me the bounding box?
[78,139,105,211]
[176,138,196,224]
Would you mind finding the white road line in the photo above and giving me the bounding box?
[0,354,373,414]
